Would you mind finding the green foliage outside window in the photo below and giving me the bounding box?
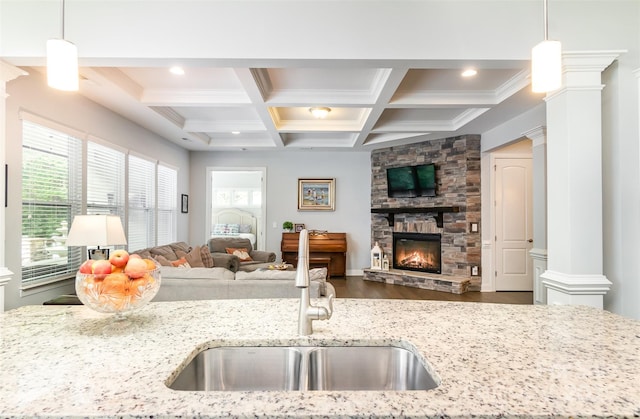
[22,149,70,239]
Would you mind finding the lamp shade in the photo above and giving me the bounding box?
[47,38,79,91]
[66,215,127,247]
[531,40,562,93]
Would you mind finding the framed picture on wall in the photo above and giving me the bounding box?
[294,223,305,232]
[297,178,335,211]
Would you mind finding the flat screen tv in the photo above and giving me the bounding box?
[414,163,436,197]
[386,163,436,198]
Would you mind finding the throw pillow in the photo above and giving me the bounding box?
[227,224,240,235]
[239,224,252,233]
[153,255,173,266]
[169,242,192,254]
[212,223,241,236]
[199,245,215,268]
[225,247,253,262]
[171,257,191,268]
[136,250,152,259]
[213,223,228,235]
[176,246,205,268]
[150,244,178,261]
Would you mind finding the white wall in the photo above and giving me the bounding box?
[190,151,371,275]
[4,70,190,309]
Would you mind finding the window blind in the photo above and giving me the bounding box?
[157,164,177,246]
[87,140,126,251]
[21,120,83,284]
[128,154,156,251]
[87,140,125,217]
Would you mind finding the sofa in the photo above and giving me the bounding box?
[131,242,334,301]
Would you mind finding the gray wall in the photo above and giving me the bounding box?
[189,151,371,275]
[4,70,190,309]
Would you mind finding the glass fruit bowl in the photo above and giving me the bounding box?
[75,256,161,315]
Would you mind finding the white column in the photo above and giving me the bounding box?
[523,126,548,305]
[541,52,620,309]
[0,61,26,312]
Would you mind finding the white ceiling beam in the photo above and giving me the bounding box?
[353,67,409,147]
[233,68,286,148]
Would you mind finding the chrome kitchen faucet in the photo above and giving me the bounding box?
[295,229,333,335]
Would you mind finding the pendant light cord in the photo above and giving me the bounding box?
[543,0,549,41]
[61,0,66,39]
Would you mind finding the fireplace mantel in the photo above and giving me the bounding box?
[371,206,460,228]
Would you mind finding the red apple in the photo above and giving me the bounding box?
[124,257,148,279]
[109,249,130,269]
[91,259,112,279]
[79,259,94,274]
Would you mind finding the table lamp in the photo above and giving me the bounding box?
[66,215,127,260]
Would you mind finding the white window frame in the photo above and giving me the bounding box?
[19,114,179,288]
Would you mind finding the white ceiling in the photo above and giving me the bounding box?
[69,60,544,152]
[3,1,548,152]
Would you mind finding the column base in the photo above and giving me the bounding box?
[541,270,611,309]
[0,266,14,313]
[529,248,548,305]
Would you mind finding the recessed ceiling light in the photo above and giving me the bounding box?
[169,66,185,75]
[309,107,331,119]
[232,131,240,135]
[461,69,477,77]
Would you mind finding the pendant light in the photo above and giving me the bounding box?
[531,0,561,93]
[47,0,79,91]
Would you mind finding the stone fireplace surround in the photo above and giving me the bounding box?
[365,135,481,293]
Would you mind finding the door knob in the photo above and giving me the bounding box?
[528,239,533,243]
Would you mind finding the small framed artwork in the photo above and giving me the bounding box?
[298,178,335,211]
[181,194,189,213]
[294,223,305,232]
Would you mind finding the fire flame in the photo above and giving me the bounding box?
[398,250,436,269]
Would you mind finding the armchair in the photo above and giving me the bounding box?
[207,237,276,272]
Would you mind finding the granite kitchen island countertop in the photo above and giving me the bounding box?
[0,298,638,418]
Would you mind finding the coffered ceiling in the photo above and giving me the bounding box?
[4,1,547,152]
[74,60,543,151]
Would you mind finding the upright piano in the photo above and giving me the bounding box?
[281,232,347,278]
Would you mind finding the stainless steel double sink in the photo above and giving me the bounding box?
[168,345,439,391]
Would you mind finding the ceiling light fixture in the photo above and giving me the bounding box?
[531,0,562,93]
[169,66,185,75]
[461,69,477,77]
[309,107,331,119]
[232,131,240,135]
[47,0,79,91]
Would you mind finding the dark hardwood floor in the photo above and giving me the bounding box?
[328,276,533,305]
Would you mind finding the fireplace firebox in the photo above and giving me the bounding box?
[392,232,441,274]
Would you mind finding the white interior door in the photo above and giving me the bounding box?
[495,158,533,291]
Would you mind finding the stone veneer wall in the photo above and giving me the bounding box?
[371,135,481,290]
